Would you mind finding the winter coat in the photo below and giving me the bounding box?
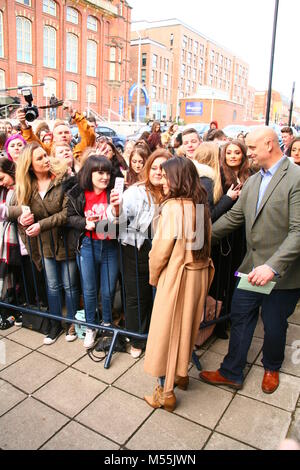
[144,199,214,394]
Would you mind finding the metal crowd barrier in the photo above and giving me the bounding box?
[0,223,243,369]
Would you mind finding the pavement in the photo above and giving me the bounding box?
[0,304,299,451]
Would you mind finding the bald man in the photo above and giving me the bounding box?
[200,127,300,394]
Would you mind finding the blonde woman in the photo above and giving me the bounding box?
[13,142,80,345]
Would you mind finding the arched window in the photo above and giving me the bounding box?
[43,26,56,68]
[42,0,56,16]
[17,72,32,93]
[43,77,56,97]
[87,15,97,31]
[66,80,77,101]
[87,40,97,77]
[86,84,96,103]
[0,11,3,58]
[66,33,78,73]
[16,17,32,63]
[0,69,5,89]
[66,7,78,24]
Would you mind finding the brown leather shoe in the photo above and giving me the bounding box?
[174,376,189,391]
[199,370,243,390]
[144,385,176,412]
[262,370,279,394]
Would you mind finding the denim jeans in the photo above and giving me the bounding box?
[220,285,300,384]
[77,237,119,325]
[44,258,80,321]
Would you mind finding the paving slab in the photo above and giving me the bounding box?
[0,325,18,337]
[238,365,300,412]
[8,327,46,350]
[286,324,300,347]
[127,409,211,450]
[289,306,300,325]
[208,336,263,365]
[255,345,300,378]
[0,338,31,372]
[114,358,157,399]
[217,395,291,450]
[0,397,69,450]
[204,432,255,450]
[38,334,86,366]
[72,351,137,384]
[41,421,119,450]
[34,368,107,418]
[174,377,234,429]
[76,387,152,445]
[0,379,27,417]
[0,351,67,394]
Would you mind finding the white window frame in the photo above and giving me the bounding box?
[66,33,78,73]
[42,0,56,16]
[66,80,78,101]
[66,7,79,25]
[152,54,158,69]
[43,77,56,97]
[86,84,96,103]
[43,26,56,68]
[87,40,97,77]
[17,72,32,93]
[16,0,31,6]
[87,15,97,31]
[0,69,5,89]
[16,17,32,64]
[109,47,116,81]
[0,11,3,58]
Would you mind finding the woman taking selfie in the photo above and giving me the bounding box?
[143,157,214,412]
[108,149,172,358]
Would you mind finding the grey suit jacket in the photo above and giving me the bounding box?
[212,158,300,289]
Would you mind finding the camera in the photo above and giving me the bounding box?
[21,88,39,122]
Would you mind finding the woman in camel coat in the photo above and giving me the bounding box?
[144,157,214,412]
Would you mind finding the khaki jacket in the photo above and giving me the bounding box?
[212,158,300,289]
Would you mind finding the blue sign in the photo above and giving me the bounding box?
[119,96,124,116]
[185,101,203,116]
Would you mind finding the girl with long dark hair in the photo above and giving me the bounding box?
[143,157,214,412]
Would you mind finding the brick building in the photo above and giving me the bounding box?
[0,0,131,119]
[130,19,254,122]
[254,90,291,124]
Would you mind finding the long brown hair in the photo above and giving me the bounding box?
[139,148,172,203]
[127,147,149,186]
[194,142,223,204]
[161,157,211,260]
[221,140,250,190]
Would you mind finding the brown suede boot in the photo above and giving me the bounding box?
[144,385,176,412]
[174,376,189,391]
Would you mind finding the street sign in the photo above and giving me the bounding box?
[185,101,203,116]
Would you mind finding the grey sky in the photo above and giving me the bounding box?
[128,0,300,105]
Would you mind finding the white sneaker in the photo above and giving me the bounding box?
[83,328,97,349]
[130,346,142,359]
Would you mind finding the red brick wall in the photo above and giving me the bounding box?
[180,98,244,128]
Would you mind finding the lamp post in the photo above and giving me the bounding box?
[288,82,296,127]
[265,0,280,126]
[136,32,142,127]
[210,90,215,122]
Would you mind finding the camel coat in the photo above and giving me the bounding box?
[144,199,214,394]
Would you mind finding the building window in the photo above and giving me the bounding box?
[86,84,96,103]
[16,17,32,63]
[119,1,123,16]
[87,15,97,31]
[152,54,158,68]
[141,69,146,83]
[66,80,78,100]
[43,0,56,16]
[142,53,147,67]
[43,26,56,68]
[170,34,174,47]
[182,35,188,49]
[109,47,116,80]
[66,33,78,73]
[0,69,5,89]
[87,40,97,77]
[151,86,157,100]
[181,64,186,77]
[187,52,192,65]
[163,74,168,87]
[66,7,79,24]
[151,70,155,83]
[17,72,32,92]
[0,11,3,58]
[43,77,56,97]
[16,0,31,5]
[210,50,215,62]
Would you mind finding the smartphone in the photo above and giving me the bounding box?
[114,177,125,195]
[21,205,31,215]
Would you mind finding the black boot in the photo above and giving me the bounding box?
[214,321,229,340]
